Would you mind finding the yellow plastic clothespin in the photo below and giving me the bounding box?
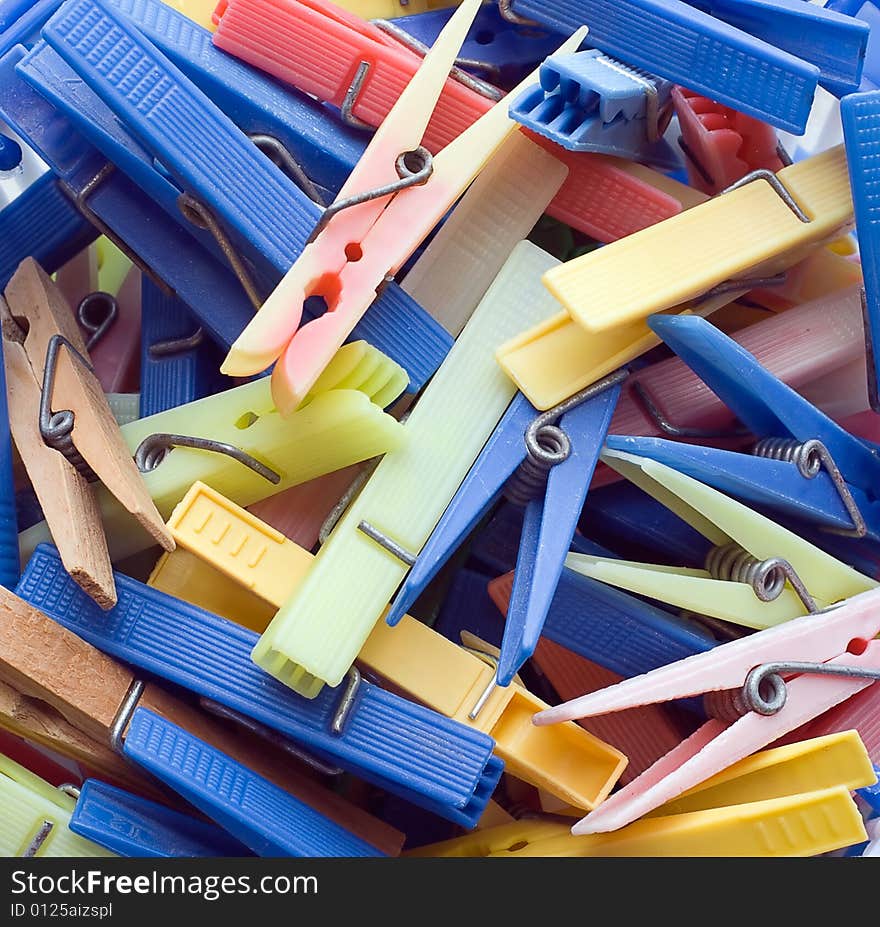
[498,146,855,410]
[565,448,876,629]
[408,731,874,857]
[572,445,877,623]
[1,258,172,608]
[18,340,408,566]
[153,481,628,811]
[0,754,114,858]
[249,241,566,698]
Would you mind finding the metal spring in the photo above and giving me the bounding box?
[503,423,568,507]
[752,437,867,538]
[705,543,785,600]
[39,334,100,482]
[753,437,822,478]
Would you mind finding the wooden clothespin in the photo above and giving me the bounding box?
[0,257,173,608]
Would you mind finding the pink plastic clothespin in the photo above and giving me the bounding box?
[535,586,880,834]
[221,0,585,413]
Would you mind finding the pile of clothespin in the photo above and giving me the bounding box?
[2,0,880,860]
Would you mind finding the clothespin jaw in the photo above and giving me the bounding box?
[69,779,253,858]
[533,584,880,833]
[566,446,877,630]
[0,753,115,857]
[509,49,679,169]
[386,374,623,685]
[220,16,587,414]
[647,312,880,496]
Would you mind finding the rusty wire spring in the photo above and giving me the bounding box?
[502,423,569,508]
[753,437,823,478]
[704,543,787,601]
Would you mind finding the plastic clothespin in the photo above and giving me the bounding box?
[210,0,697,248]
[221,4,585,412]
[648,311,880,500]
[19,340,407,566]
[0,754,114,857]
[683,0,869,98]
[509,50,679,169]
[535,580,880,834]
[544,146,853,335]
[139,277,225,417]
[68,779,253,858]
[250,241,569,698]
[827,1,880,90]
[608,436,880,544]
[411,730,874,856]
[17,544,504,828]
[388,2,565,88]
[105,0,369,203]
[158,481,628,811]
[0,118,94,289]
[0,576,405,855]
[384,377,622,686]
[498,146,855,409]
[31,0,451,392]
[566,447,877,630]
[841,90,880,416]
[531,639,691,786]
[1,258,173,608]
[212,0,501,155]
[504,0,821,132]
[606,283,866,450]
[672,85,785,195]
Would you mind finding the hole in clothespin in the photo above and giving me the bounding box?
[345,242,364,263]
[309,273,343,314]
[234,411,259,430]
[848,638,870,656]
[475,29,495,46]
[507,840,528,852]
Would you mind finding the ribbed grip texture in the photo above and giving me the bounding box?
[512,0,817,131]
[17,545,498,816]
[125,709,381,857]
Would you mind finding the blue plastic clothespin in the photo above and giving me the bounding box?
[27,0,451,391]
[16,544,503,828]
[605,435,880,543]
[0,343,18,588]
[685,0,869,97]
[69,779,254,858]
[103,0,367,203]
[647,314,880,527]
[121,712,383,858]
[858,768,880,816]
[580,478,714,569]
[389,2,565,89]
[841,90,880,420]
[0,44,254,348]
[385,375,623,687]
[139,277,227,417]
[826,1,880,90]
[504,0,819,132]
[509,49,679,169]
